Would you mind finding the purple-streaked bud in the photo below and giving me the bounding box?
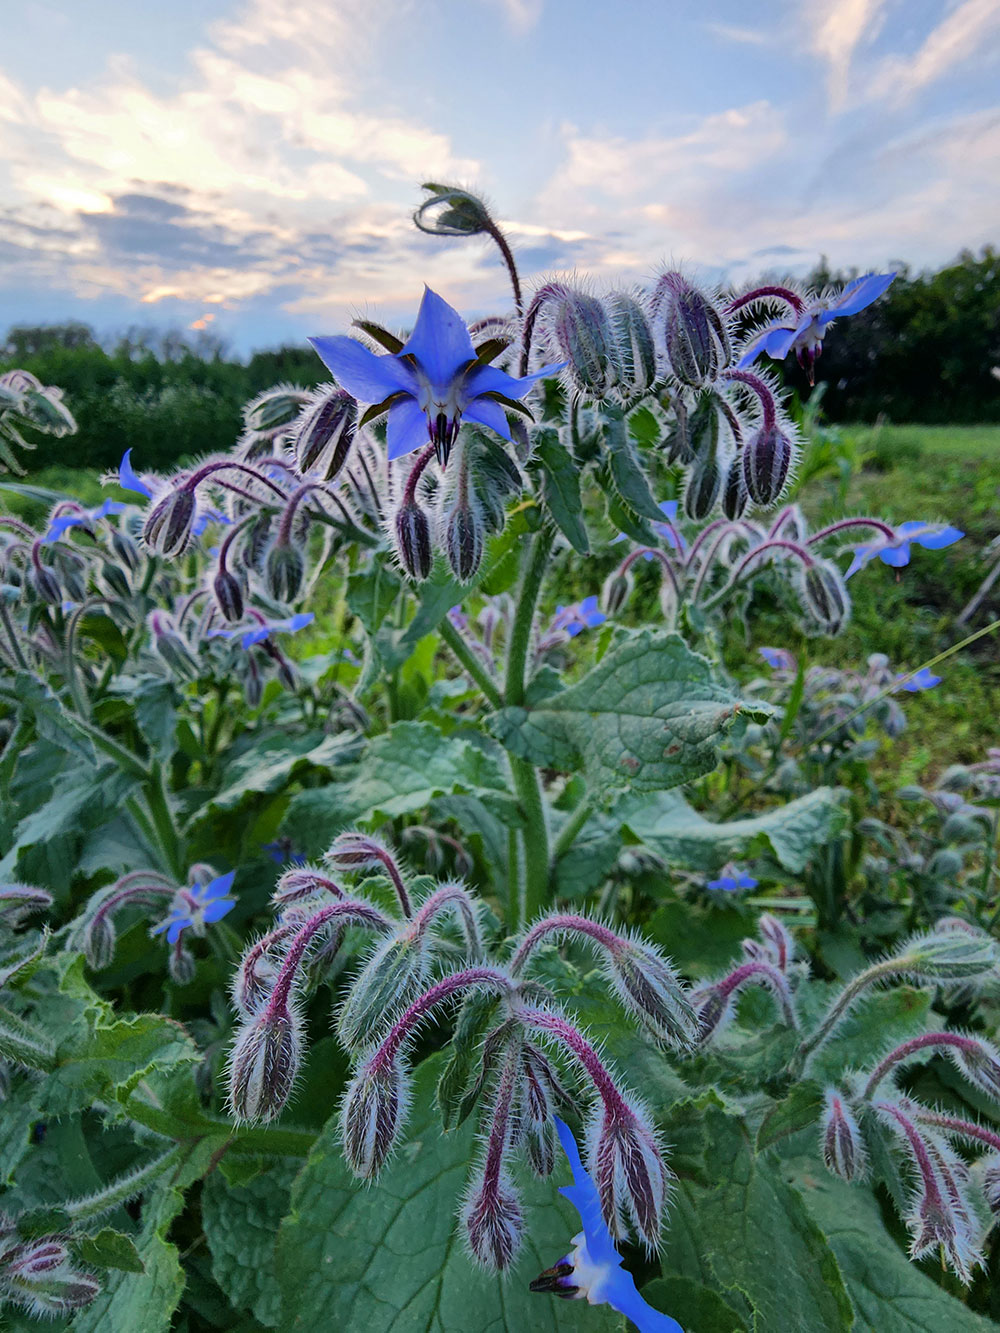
[326,831,412,917]
[7,1240,69,1276]
[591,1102,669,1249]
[607,939,699,1049]
[742,423,794,507]
[694,959,798,1043]
[605,291,657,397]
[32,562,62,605]
[340,1055,409,1178]
[757,913,794,971]
[337,934,430,1050]
[213,567,244,622]
[265,541,304,603]
[721,457,749,519]
[168,941,196,986]
[393,499,432,580]
[0,883,53,926]
[84,914,117,970]
[520,1044,558,1177]
[463,1168,523,1271]
[295,387,357,480]
[948,1035,1000,1103]
[650,273,729,388]
[272,866,344,909]
[148,614,198,676]
[683,449,721,521]
[244,655,263,707]
[144,486,196,556]
[601,567,633,616]
[801,561,850,634]
[544,289,617,399]
[227,1003,302,1121]
[821,1089,867,1181]
[444,499,485,584]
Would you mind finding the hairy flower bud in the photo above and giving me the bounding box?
[801,561,850,634]
[414,183,495,237]
[393,499,432,580]
[337,935,429,1050]
[650,273,729,388]
[227,1003,302,1121]
[821,1089,867,1181]
[592,1103,669,1248]
[983,1156,1000,1215]
[544,289,617,399]
[463,1168,523,1271]
[213,567,244,622]
[445,499,485,584]
[607,940,699,1048]
[84,914,117,970]
[265,542,304,603]
[144,486,196,556]
[1,1240,101,1318]
[111,527,141,572]
[232,927,295,1015]
[32,561,62,605]
[101,561,131,599]
[167,942,197,986]
[721,457,749,519]
[244,385,312,435]
[902,928,999,980]
[742,423,794,507]
[341,1056,409,1178]
[683,448,722,520]
[949,1036,1000,1103]
[757,913,795,971]
[295,387,357,480]
[601,567,633,617]
[605,292,657,397]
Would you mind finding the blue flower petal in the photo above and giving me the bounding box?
[603,1270,686,1333]
[762,323,800,359]
[465,359,565,401]
[166,917,185,945]
[309,335,416,402]
[204,870,237,900]
[913,525,963,550]
[118,449,154,498]
[203,897,235,923]
[400,287,477,386]
[553,1118,620,1267]
[878,544,912,568]
[822,272,895,320]
[288,612,315,631]
[463,395,512,440]
[386,396,429,461]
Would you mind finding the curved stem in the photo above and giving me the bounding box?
[484,221,523,316]
[439,617,502,708]
[550,795,595,871]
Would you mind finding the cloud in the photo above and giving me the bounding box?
[868,0,1000,102]
[807,0,886,111]
[488,0,543,34]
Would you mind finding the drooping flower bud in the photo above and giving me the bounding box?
[542,289,617,399]
[742,423,795,507]
[110,527,141,572]
[231,927,296,1016]
[821,1089,867,1181]
[444,495,485,584]
[0,1238,100,1318]
[592,1101,669,1249]
[244,384,312,436]
[605,292,657,398]
[801,561,850,634]
[901,928,999,981]
[721,457,749,519]
[393,499,433,580]
[414,183,495,237]
[337,934,430,1050]
[227,1003,302,1121]
[463,1166,523,1271]
[143,486,197,556]
[101,561,131,599]
[601,567,633,617]
[167,942,197,986]
[683,448,721,520]
[84,914,117,970]
[213,567,244,622]
[340,1056,409,1178]
[983,1155,1000,1215]
[649,273,730,388]
[294,387,357,480]
[265,541,304,603]
[606,938,699,1049]
[32,561,62,605]
[757,913,795,971]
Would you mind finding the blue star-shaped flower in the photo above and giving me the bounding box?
[706,867,758,893]
[206,611,314,649]
[44,498,127,543]
[758,646,796,671]
[309,287,563,465]
[893,667,942,693]
[844,520,964,579]
[530,1118,684,1333]
[152,871,236,945]
[552,595,606,638]
[738,273,896,382]
[118,448,154,499]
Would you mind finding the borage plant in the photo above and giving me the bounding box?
[0,184,989,1333]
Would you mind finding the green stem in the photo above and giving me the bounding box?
[64,1144,184,1225]
[0,599,27,670]
[795,957,904,1066]
[439,618,502,709]
[144,761,186,882]
[505,527,555,930]
[551,795,594,864]
[0,1005,56,1071]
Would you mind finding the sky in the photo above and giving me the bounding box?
[1,0,998,355]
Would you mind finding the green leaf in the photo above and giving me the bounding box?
[603,405,665,524]
[486,631,769,803]
[275,1055,619,1332]
[666,1107,852,1332]
[375,571,465,672]
[623,787,845,874]
[202,1162,298,1327]
[641,1277,747,1332]
[347,563,401,638]
[74,1228,145,1275]
[70,1188,185,1333]
[755,1080,824,1153]
[533,430,589,554]
[803,983,933,1085]
[788,1156,994,1331]
[647,900,754,977]
[195,732,360,818]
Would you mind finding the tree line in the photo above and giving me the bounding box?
[2,247,997,474]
